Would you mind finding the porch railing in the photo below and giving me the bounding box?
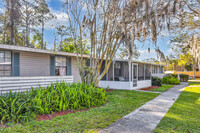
[0,76,74,94]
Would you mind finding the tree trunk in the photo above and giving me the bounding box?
[41,19,44,49]
[193,58,195,79]
[3,14,6,44]
[10,0,15,45]
[25,2,29,47]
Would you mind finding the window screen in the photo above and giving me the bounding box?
[152,65,155,73]
[0,51,12,76]
[161,67,163,73]
[145,64,151,80]
[115,62,121,77]
[155,66,158,73]
[138,64,144,81]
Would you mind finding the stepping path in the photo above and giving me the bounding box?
[99,82,189,133]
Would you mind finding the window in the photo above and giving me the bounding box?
[152,66,155,73]
[55,56,66,76]
[145,64,151,80]
[138,64,144,80]
[159,66,164,73]
[155,66,158,73]
[115,62,121,76]
[0,51,12,76]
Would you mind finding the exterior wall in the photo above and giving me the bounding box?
[20,52,50,76]
[131,80,152,90]
[71,57,82,83]
[0,76,74,94]
[99,81,131,90]
[152,73,165,78]
[99,80,152,90]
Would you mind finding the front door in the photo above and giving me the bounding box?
[132,63,138,87]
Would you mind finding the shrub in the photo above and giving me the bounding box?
[152,77,162,87]
[179,74,189,82]
[0,82,107,124]
[162,76,180,85]
[165,74,178,78]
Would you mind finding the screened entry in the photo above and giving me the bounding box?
[99,60,153,90]
[106,61,129,82]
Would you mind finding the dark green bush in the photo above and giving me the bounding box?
[165,74,178,78]
[152,77,162,87]
[0,82,107,124]
[179,74,189,82]
[162,76,180,85]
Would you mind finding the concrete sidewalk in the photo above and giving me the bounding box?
[99,82,188,133]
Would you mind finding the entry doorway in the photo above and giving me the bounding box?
[132,63,138,87]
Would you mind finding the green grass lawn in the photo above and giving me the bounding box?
[150,85,174,92]
[188,82,200,86]
[154,82,200,133]
[0,90,159,133]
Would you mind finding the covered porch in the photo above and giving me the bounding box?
[99,60,152,90]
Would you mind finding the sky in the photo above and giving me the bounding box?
[0,0,175,61]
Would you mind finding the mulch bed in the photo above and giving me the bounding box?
[37,106,97,121]
[106,89,114,92]
[140,86,160,91]
[0,107,97,128]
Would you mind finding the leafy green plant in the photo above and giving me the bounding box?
[179,74,189,82]
[0,82,107,124]
[152,77,162,87]
[165,74,178,78]
[162,76,180,85]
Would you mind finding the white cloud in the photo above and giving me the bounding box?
[59,0,66,2]
[42,9,69,30]
[0,8,4,13]
[168,48,174,53]
[138,49,158,61]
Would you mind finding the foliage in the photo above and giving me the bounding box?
[31,33,47,49]
[162,77,180,85]
[0,82,107,124]
[152,77,162,87]
[177,53,193,69]
[165,74,178,78]
[0,90,159,132]
[60,38,90,54]
[179,74,189,82]
[149,85,174,92]
[154,84,200,133]
[65,0,184,86]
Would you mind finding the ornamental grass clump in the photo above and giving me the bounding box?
[0,82,107,124]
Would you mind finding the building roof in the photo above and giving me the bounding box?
[113,59,166,66]
[0,44,90,58]
[0,44,165,66]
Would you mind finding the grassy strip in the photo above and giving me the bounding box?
[188,82,200,86]
[1,90,159,133]
[154,84,200,133]
[150,85,174,92]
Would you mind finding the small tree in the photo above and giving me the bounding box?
[64,0,184,86]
